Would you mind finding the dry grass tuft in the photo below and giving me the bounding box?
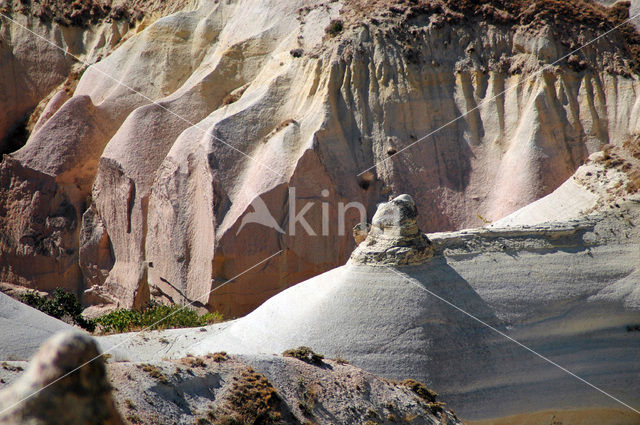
[212,368,282,425]
[206,352,229,363]
[180,355,207,368]
[137,363,168,384]
[283,346,324,365]
[399,379,438,403]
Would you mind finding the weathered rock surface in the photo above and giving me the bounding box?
[0,0,196,300]
[492,141,640,226]
[349,194,433,265]
[93,195,640,421]
[2,0,640,315]
[0,331,124,425]
[0,333,463,425]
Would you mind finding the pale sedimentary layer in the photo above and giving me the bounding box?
[0,291,72,361]
[94,196,640,421]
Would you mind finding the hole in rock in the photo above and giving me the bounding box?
[0,111,32,160]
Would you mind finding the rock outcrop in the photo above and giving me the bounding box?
[1,0,640,315]
[0,333,464,425]
[349,194,433,265]
[0,331,124,425]
[100,194,640,422]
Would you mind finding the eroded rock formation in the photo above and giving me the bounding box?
[153,193,640,421]
[349,194,433,265]
[1,0,640,315]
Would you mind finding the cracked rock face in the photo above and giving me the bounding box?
[349,194,433,266]
[0,332,124,425]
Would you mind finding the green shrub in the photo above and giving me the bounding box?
[20,288,95,331]
[95,304,223,334]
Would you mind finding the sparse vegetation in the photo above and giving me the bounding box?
[345,0,640,74]
[126,413,143,425]
[181,355,207,368]
[1,362,23,372]
[221,85,248,106]
[476,214,491,225]
[283,346,324,365]
[366,409,379,419]
[138,363,169,385]
[221,92,241,106]
[213,368,282,425]
[290,48,304,58]
[626,170,640,194]
[94,304,223,334]
[6,0,143,27]
[333,355,349,365]
[398,379,449,415]
[207,352,229,362]
[20,288,96,331]
[399,379,438,403]
[297,378,316,417]
[325,19,343,37]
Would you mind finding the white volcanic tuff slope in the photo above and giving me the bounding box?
[491,146,640,227]
[0,292,72,361]
[3,0,640,316]
[172,205,640,420]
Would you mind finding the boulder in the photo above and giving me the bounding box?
[0,331,124,425]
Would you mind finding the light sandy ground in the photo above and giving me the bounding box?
[0,292,72,361]
[466,408,640,425]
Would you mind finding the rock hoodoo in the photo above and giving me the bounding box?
[0,332,124,425]
[349,194,433,266]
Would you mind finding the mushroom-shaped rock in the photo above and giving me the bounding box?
[0,331,124,425]
[349,194,433,265]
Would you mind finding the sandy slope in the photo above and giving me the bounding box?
[467,408,640,425]
[95,196,640,421]
[0,292,72,361]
